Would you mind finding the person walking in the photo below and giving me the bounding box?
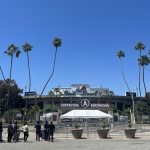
[7,121,14,142]
[22,122,29,142]
[13,121,19,142]
[34,121,41,141]
[44,121,49,141]
[48,121,55,142]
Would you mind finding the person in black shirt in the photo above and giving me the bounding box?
[7,121,14,142]
[34,121,41,141]
[44,121,49,141]
[48,121,55,142]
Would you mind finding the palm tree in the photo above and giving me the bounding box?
[117,50,135,124]
[40,37,62,97]
[4,44,21,119]
[135,42,145,98]
[138,55,150,97]
[4,44,21,80]
[22,42,33,92]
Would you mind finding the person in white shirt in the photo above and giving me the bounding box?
[22,123,29,142]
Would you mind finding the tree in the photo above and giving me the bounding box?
[121,108,131,120]
[0,79,23,113]
[43,104,58,113]
[135,101,148,115]
[4,44,21,80]
[28,105,40,115]
[138,55,150,96]
[28,105,40,122]
[135,100,148,123]
[4,44,21,112]
[22,42,33,92]
[117,50,135,124]
[40,37,62,96]
[3,108,21,123]
[135,42,145,98]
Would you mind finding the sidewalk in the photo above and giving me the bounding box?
[1,125,150,150]
[1,127,150,150]
[2,128,150,142]
[1,136,150,150]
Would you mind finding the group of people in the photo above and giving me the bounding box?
[7,120,55,142]
[7,121,20,142]
[34,121,55,142]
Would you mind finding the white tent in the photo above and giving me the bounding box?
[40,113,52,121]
[60,110,112,119]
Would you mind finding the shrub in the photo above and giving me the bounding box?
[74,123,80,129]
[102,122,107,129]
[128,123,132,128]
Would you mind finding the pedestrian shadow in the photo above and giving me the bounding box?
[80,137,87,139]
[129,137,140,139]
[0,140,31,144]
[106,137,113,139]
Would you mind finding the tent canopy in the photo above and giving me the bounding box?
[43,113,52,117]
[40,113,52,121]
[60,110,112,119]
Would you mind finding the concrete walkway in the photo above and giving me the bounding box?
[1,138,150,150]
[1,126,150,150]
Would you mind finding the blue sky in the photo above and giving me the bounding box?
[0,0,150,96]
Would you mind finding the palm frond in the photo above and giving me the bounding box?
[135,42,145,51]
[16,50,21,58]
[138,55,150,66]
[117,50,125,58]
[53,38,62,48]
[22,42,33,52]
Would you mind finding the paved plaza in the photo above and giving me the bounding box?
[1,129,150,150]
[1,138,150,150]
[1,125,150,150]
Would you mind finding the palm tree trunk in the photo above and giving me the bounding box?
[10,56,13,80]
[138,65,141,97]
[142,66,147,97]
[40,47,58,97]
[0,66,5,81]
[120,59,135,124]
[139,50,142,99]
[27,51,31,92]
[8,55,13,121]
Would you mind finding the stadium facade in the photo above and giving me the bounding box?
[24,84,143,113]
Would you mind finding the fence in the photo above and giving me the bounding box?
[2,123,150,140]
[54,123,150,137]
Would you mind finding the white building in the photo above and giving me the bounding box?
[51,84,114,97]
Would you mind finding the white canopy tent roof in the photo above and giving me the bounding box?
[60,110,112,119]
[40,113,53,121]
[43,113,52,117]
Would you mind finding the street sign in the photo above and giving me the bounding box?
[25,91,37,96]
